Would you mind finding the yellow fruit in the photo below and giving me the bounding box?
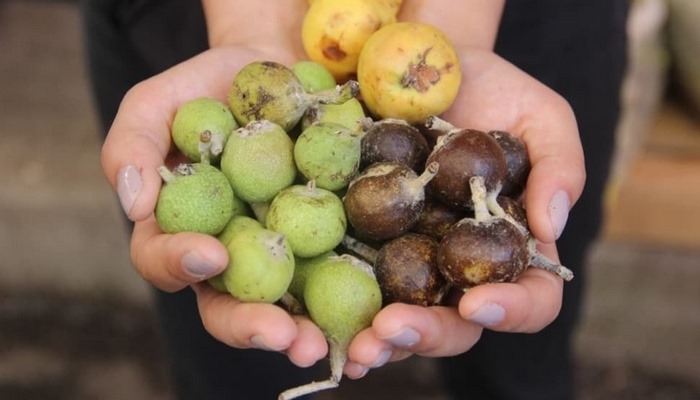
[357,22,462,124]
[302,0,397,81]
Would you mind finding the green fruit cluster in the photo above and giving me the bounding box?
[153,59,572,400]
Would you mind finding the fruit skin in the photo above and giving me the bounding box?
[302,0,396,81]
[487,130,530,199]
[292,61,337,93]
[360,118,430,172]
[294,122,363,191]
[357,22,461,124]
[155,163,234,235]
[287,250,337,305]
[374,233,447,306]
[303,254,382,379]
[266,182,347,258]
[221,225,295,303]
[171,97,237,163]
[437,217,529,289]
[301,97,366,131]
[217,215,263,247]
[227,61,307,132]
[426,128,507,210]
[220,120,297,203]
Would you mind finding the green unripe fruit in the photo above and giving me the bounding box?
[220,120,297,203]
[217,215,263,247]
[171,97,237,163]
[222,226,295,303]
[287,250,337,304]
[301,98,366,131]
[266,181,347,257]
[207,274,228,293]
[292,61,337,93]
[228,60,360,132]
[155,163,233,235]
[304,254,382,380]
[294,122,363,191]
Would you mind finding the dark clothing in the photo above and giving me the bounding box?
[80,1,629,399]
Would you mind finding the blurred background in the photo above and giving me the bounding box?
[1,1,699,399]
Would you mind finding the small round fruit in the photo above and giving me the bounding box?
[374,233,447,306]
[294,122,363,191]
[343,161,438,241]
[301,97,366,131]
[360,118,430,171]
[171,97,237,163]
[292,60,337,93]
[220,120,297,203]
[301,0,396,81]
[266,181,347,258]
[222,226,295,303]
[426,127,507,209]
[487,130,530,198]
[357,22,461,124]
[155,163,233,235]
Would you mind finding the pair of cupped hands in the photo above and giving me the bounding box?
[101,41,584,379]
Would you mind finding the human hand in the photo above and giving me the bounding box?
[100,44,332,368]
[343,48,584,378]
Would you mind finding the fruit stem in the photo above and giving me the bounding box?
[527,238,575,281]
[278,292,305,315]
[198,130,212,165]
[469,176,491,222]
[277,379,339,400]
[424,115,458,134]
[341,235,378,264]
[485,190,529,237]
[157,166,177,183]
[414,161,439,187]
[311,80,360,105]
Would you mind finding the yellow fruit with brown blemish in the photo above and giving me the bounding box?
[357,22,462,124]
[302,0,397,82]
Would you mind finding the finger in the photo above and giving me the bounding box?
[285,315,329,368]
[458,244,564,333]
[349,303,483,367]
[130,215,228,292]
[192,283,301,351]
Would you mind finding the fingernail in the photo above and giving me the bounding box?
[344,362,369,379]
[371,350,392,369]
[116,165,142,216]
[381,327,420,348]
[467,303,506,327]
[250,335,281,351]
[548,190,570,240]
[181,251,222,279]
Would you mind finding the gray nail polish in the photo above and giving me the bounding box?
[181,251,220,279]
[548,190,570,240]
[117,165,142,216]
[371,350,392,368]
[382,327,420,348]
[467,303,506,326]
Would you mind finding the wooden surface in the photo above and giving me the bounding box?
[603,102,700,250]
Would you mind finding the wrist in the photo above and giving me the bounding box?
[398,0,505,50]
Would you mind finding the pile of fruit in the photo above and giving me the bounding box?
[154,1,573,398]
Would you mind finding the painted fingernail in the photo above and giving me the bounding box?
[181,251,221,279]
[371,350,392,369]
[467,303,506,327]
[344,362,369,379]
[116,165,142,216]
[548,190,570,240]
[381,327,420,348]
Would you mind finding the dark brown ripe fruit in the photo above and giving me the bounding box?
[343,161,438,241]
[411,195,470,240]
[360,118,430,172]
[426,128,507,209]
[437,217,530,288]
[375,233,448,306]
[488,130,530,198]
[497,195,529,233]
